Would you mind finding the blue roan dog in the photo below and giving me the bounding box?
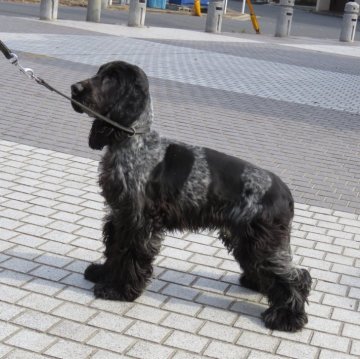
[71,61,312,332]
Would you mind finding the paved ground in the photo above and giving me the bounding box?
[0,11,360,359]
[0,0,359,40]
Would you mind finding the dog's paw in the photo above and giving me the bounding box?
[240,274,261,292]
[261,307,308,332]
[94,282,140,302]
[84,263,108,283]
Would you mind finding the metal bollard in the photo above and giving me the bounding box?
[128,0,147,27]
[340,2,359,42]
[87,0,102,22]
[205,1,223,33]
[40,0,58,20]
[275,0,295,37]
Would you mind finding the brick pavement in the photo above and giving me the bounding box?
[0,14,360,359]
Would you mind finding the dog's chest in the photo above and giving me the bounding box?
[100,138,163,198]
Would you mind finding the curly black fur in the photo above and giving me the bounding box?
[71,60,312,332]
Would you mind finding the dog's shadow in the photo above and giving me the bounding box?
[1,249,269,331]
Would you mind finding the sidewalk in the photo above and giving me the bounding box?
[0,14,360,359]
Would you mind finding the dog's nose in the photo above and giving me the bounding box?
[71,83,84,96]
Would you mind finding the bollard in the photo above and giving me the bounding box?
[128,0,147,27]
[205,1,223,33]
[340,2,359,42]
[101,0,109,9]
[40,0,58,20]
[87,0,102,22]
[275,0,295,37]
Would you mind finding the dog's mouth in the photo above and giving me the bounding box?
[71,100,84,114]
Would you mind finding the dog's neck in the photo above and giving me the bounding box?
[110,96,154,146]
[134,95,153,129]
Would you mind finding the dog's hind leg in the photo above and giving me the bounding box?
[231,222,311,332]
[220,227,261,292]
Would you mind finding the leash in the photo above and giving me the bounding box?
[0,39,149,137]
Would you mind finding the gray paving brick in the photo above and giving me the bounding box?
[318,349,357,359]
[162,283,200,301]
[204,341,249,359]
[159,270,196,286]
[30,264,69,281]
[49,320,97,342]
[323,294,356,310]
[12,310,60,331]
[52,302,96,322]
[310,268,339,283]
[87,330,134,354]
[127,341,175,359]
[311,332,350,352]
[0,322,20,341]
[343,323,360,340]
[0,283,28,304]
[165,330,208,353]
[332,308,360,325]
[277,340,318,359]
[190,265,225,280]
[45,339,95,359]
[198,306,237,326]
[18,292,62,313]
[88,312,133,333]
[306,302,332,318]
[162,297,202,316]
[5,348,48,359]
[125,321,170,342]
[0,270,32,287]
[193,277,229,295]
[237,331,280,352]
[0,302,24,321]
[85,350,127,359]
[200,321,240,343]
[22,277,65,296]
[161,313,203,333]
[315,281,348,296]
[307,315,342,334]
[5,329,56,353]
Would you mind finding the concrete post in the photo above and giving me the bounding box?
[205,1,223,33]
[340,2,359,42]
[101,0,109,9]
[87,0,102,22]
[275,0,295,37]
[128,0,147,27]
[40,0,58,20]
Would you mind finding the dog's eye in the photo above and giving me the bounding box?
[101,77,113,90]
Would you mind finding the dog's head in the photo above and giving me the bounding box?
[71,61,150,150]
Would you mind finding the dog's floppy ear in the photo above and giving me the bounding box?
[89,119,113,150]
[110,66,149,127]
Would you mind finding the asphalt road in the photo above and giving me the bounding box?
[0,1,358,40]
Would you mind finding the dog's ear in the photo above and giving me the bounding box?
[89,119,113,150]
[110,66,149,127]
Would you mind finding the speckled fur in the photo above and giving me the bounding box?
[71,61,311,332]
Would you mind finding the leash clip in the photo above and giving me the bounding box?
[9,53,18,65]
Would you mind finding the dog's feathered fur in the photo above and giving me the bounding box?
[71,61,312,332]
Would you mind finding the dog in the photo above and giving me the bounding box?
[71,61,312,332]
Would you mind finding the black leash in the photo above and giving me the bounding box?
[0,39,149,137]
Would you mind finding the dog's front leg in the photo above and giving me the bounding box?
[89,222,162,302]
